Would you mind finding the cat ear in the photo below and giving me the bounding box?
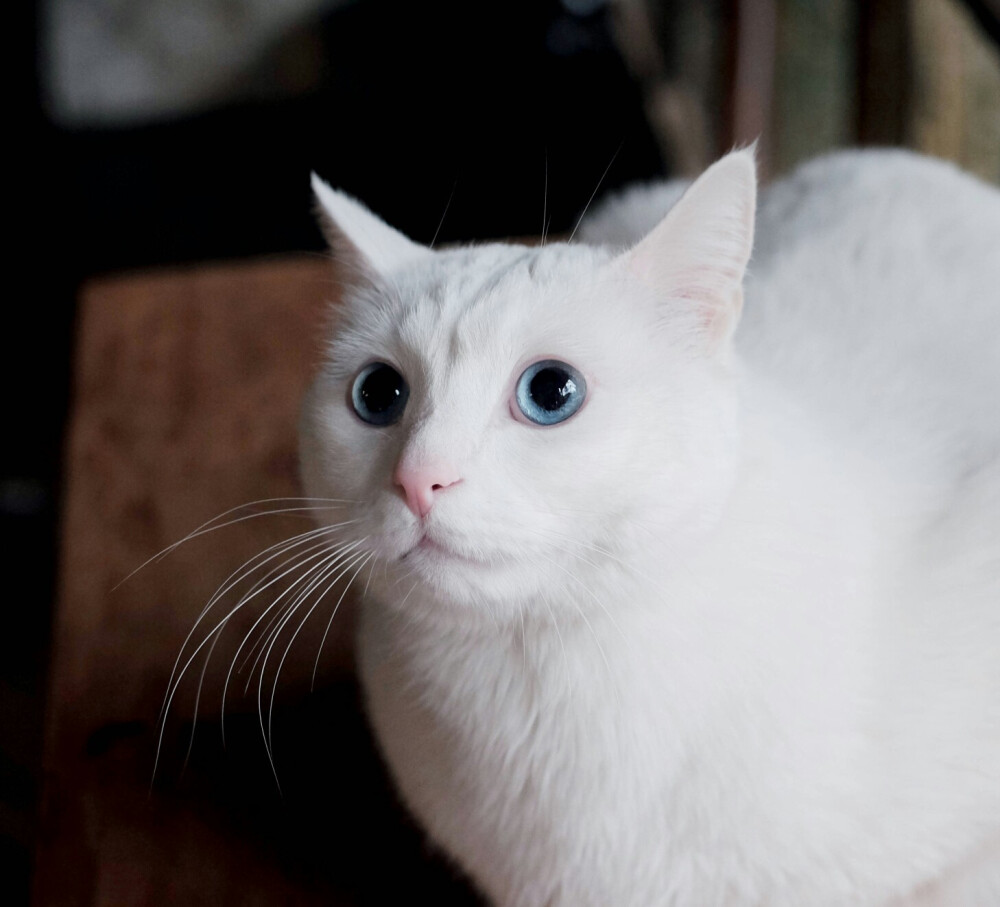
[623,148,756,349]
[311,173,429,280]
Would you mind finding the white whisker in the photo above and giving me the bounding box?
[311,550,376,689]
[238,540,364,697]
[153,525,357,784]
[542,149,549,245]
[430,178,458,249]
[181,621,225,773]
[230,537,358,687]
[532,546,630,651]
[568,140,624,243]
[398,580,419,609]
[257,543,369,775]
[116,497,358,590]
[157,522,353,733]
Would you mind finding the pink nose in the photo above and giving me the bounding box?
[393,462,462,518]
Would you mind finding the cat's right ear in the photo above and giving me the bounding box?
[311,174,429,282]
[620,149,757,352]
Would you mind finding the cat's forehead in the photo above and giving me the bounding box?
[422,243,540,302]
[362,241,613,360]
[410,241,594,313]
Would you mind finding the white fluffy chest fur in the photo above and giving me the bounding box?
[302,150,1000,905]
[357,424,997,906]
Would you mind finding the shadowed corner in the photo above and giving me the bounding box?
[53,674,483,905]
[157,679,484,905]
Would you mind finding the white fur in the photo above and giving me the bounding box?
[301,149,1000,906]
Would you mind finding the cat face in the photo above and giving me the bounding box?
[300,152,756,619]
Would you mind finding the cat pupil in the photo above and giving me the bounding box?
[361,367,402,412]
[531,369,575,411]
[351,362,409,425]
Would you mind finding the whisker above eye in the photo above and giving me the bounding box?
[568,138,624,243]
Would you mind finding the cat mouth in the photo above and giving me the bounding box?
[402,533,491,567]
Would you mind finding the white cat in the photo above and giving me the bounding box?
[301,149,1000,906]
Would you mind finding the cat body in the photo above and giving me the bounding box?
[301,150,1000,905]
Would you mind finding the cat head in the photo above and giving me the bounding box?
[300,151,756,620]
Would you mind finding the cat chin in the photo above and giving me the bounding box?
[367,539,551,618]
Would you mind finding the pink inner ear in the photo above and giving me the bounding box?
[671,270,727,303]
[637,256,740,309]
[673,263,742,304]
[623,150,756,332]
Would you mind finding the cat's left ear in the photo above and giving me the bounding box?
[311,174,429,282]
[622,148,756,351]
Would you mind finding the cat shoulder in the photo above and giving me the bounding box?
[582,149,999,255]
[760,149,999,233]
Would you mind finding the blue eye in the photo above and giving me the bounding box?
[515,360,587,426]
[351,362,409,425]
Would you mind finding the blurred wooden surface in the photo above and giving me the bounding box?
[35,257,480,905]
